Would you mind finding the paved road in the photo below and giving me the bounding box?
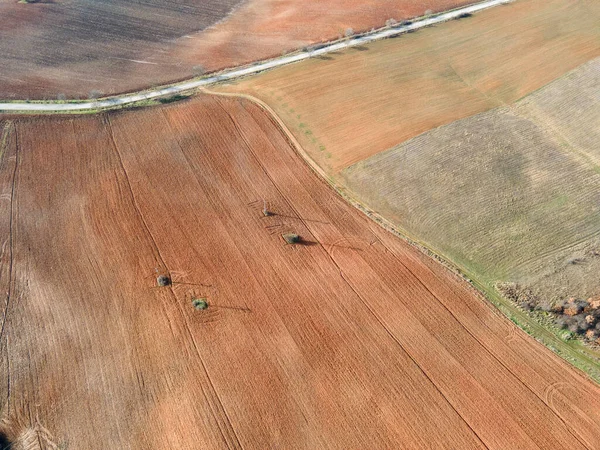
[0,0,510,113]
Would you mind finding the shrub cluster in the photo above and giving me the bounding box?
[498,282,600,343]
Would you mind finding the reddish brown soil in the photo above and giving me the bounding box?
[0,0,473,100]
[1,96,600,448]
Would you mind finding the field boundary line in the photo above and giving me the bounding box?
[0,0,512,114]
[0,123,18,346]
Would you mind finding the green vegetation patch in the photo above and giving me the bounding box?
[192,298,209,310]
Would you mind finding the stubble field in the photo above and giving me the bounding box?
[2,96,600,447]
[343,56,600,291]
[342,58,600,365]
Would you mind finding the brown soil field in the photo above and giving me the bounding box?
[2,95,600,448]
[221,0,600,173]
[0,0,242,99]
[0,0,472,101]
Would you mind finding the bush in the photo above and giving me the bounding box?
[157,275,171,287]
[88,89,103,99]
[158,94,189,104]
[192,65,205,76]
[192,298,209,310]
[283,233,300,244]
[455,12,473,19]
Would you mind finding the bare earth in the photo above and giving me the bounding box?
[1,95,600,448]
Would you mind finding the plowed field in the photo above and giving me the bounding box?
[1,96,600,448]
[221,0,600,173]
[0,0,473,100]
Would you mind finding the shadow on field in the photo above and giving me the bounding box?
[351,46,369,51]
[211,304,252,313]
[0,432,11,450]
[294,238,319,247]
[271,213,330,225]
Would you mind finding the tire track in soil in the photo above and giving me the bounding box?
[105,115,243,450]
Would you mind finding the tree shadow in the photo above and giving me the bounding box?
[295,238,319,247]
[211,304,252,313]
[270,212,330,225]
[0,432,12,450]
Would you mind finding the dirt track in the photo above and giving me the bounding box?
[1,96,600,448]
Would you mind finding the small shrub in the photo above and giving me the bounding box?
[345,28,354,38]
[88,89,103,99]
[192,298,209,310]
[158,94,189,104]
[559,329,574,341]
[157,275,171,287]
[283,233,300,244]
[192,65,205,76]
